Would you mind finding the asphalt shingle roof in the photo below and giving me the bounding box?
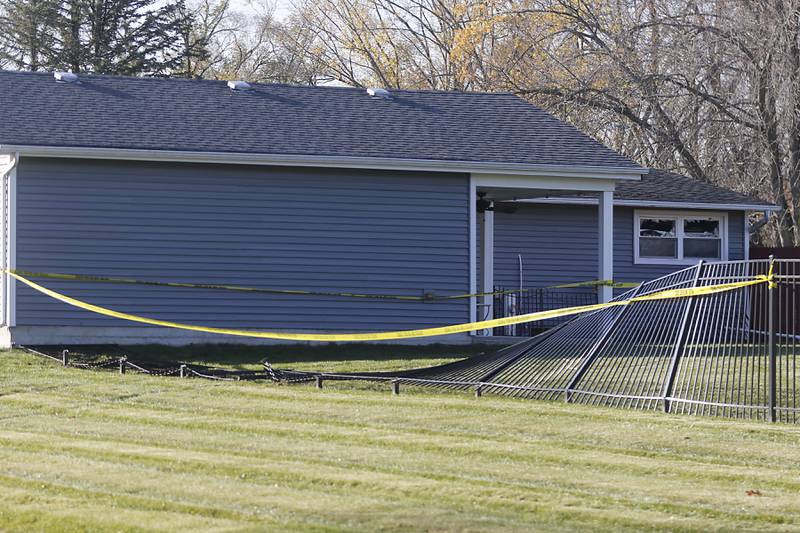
[0,71,772,208]
[616,169,773,208]
[0,70,641,169]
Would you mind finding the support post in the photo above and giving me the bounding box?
[179,364,187,378]
[662,261,704,413]
[768,255,777,422]
[480,202,494,335]
[391,380,400,395]
[61,349,69,366]
[598,190,614,304]
[564,283,643,402]
[315,375,323,389]
[475,385,483,398]
[119,357,126,375]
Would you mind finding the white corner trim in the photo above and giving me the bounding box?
[0,153,17,327]
[633,209,728,266]
[0,144,647,180]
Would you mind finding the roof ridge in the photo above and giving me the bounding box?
[0,68,517,96]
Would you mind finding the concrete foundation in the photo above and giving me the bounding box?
[5,326,478,347]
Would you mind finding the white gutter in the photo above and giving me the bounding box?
[0,144,647,180]
[517,196,778,212]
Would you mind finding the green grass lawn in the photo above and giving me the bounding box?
[1,347,800,532]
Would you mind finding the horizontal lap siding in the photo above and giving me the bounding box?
[493,204,599,290]
[490,204,745,290]
[15,158,470,330]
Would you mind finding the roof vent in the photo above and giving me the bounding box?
[366,87,391,99]
[54,71,79,84]
[227,80,252,91]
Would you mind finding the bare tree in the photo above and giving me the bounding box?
[290,0,507,90]
[439,0,798,245]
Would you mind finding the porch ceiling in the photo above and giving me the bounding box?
[477,187,600,202]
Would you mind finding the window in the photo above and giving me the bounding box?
[634,211,726,265]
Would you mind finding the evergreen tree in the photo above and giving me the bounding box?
[0,0,58,70]
[0,0,206,75]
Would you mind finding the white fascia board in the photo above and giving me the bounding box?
[0,144,647,180]
[517,196,778,212]
[472,173,620,192]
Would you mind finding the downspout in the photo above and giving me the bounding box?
[0,153,18,329]
[748,210,771,235]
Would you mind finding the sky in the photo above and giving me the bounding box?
[229,0,294,20]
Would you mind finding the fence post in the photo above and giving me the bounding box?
[61,349,69,366]
[662,261,704,413]
[391,380,400,395]
[315,375,323,389]
[768,255,777,423]
[179,364,187,378]
[119,357,126,375]
[564,283,643,403]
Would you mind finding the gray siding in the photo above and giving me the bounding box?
[15,158,470,330]
[490,204,745,290]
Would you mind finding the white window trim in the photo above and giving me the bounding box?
[634,209,728,265]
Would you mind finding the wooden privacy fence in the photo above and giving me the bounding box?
[751,248,800,334]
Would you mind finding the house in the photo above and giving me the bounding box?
[0,70,775,346]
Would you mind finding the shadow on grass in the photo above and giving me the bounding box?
[27,343,505,369]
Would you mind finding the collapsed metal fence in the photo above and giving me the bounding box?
[19,258,800,423]
[21,346,282,382]
[282,258,800,423]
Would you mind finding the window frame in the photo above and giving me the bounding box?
[633,210,728,265]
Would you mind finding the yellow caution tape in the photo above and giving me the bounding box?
[6,271,771,342]
[767,260,778,289]
[10,269,638,301]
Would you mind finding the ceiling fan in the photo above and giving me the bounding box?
[477,191,517,214]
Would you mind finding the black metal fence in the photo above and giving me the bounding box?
[492,286,597,336]
[285,259,800,423]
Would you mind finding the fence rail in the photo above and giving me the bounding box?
[492,286,597,336]
[285,258,800,423]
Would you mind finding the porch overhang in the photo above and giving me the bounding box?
[470,173,620,336]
